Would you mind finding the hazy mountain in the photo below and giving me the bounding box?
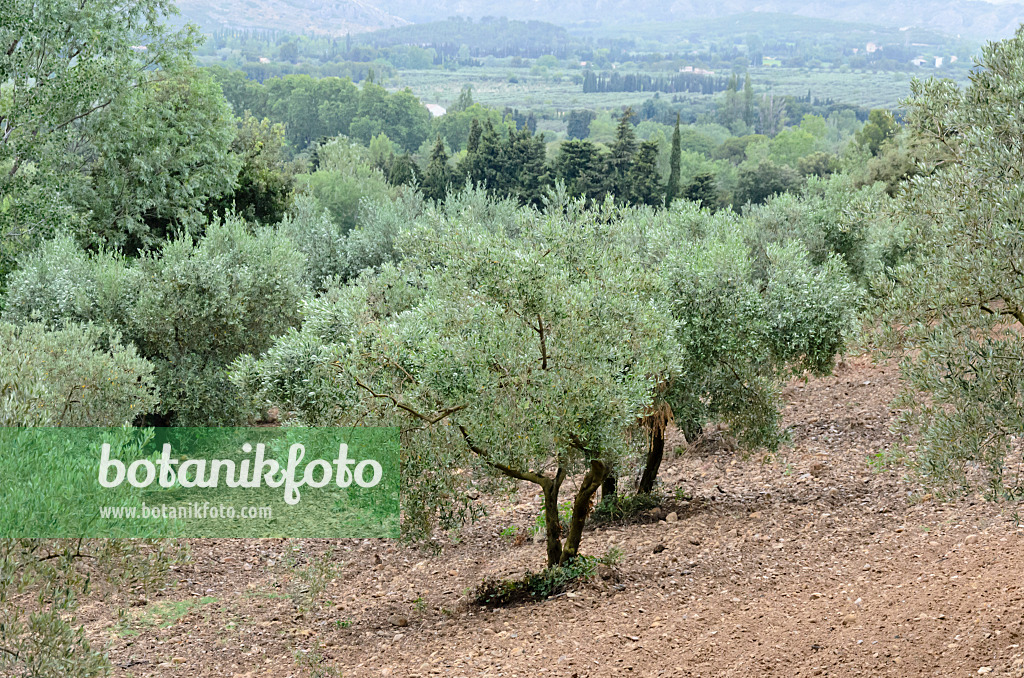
[175,0,408,35]
[175,0,1024,40]
[375,0,1024,39]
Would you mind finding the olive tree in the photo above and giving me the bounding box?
[613,202,859,495]
[241,192,859,560]
[242,195,672,566]
[875,27,1024,497]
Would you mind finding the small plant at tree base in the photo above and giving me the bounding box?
[473,555,601,607]
[592,491,663,525]
[289,551,342,614]
[293,642,343,678]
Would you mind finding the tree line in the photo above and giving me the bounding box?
[582,70,732,95]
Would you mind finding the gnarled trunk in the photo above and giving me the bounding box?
[637,418,665,494]
[559,460,607,564]
[540,471,566,567]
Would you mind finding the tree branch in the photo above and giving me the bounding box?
[351,374,465,425]
[536,313,548,370]
[457,424,549,486]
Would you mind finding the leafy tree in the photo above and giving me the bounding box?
[735,157,801,206]
[297,138,397,234]
[665,115,683,205]
[452,84,474,112]
[349,83,432,152]
[757,94,786,137]
[79,68,239,253]
[566,110,596,140]
[797,151,838,178]
[278,195,347,289]
[3,219,307,424]
[713,134,767,164]
[0,321,157,427]
[0,0,197,283]
[768,128,817,167]
[247,198,669,565]
[208,114,294,225]
[855,109,899,156]
[875,27,1024,497]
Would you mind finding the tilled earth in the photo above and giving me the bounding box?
[77,355,1024,677]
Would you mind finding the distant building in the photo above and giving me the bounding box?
[259,57,270,64]
[935,56,944,68]
[911,57,928,67]
[679,66,715,75]
[950,55,959,63]
[866,42,879,53]
[425,104,447,117]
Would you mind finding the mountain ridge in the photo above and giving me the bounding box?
[175,0,1024,40]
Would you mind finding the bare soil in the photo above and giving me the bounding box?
[77,355,1024,677]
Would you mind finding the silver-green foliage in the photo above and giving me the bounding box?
[2,217,307,424]
[875,27,1024,498]
[0,321,157,427]
[662,211,859,449]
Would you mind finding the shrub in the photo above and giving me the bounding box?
[0,321,157,427]
[0,235,134,330]
[128,216,307,424]
[295,137,397,234]
[473,550,621,606]
[278,194,347,289]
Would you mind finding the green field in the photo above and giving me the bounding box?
[388,64,931,122]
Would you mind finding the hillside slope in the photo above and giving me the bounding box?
[77,355,1024,676]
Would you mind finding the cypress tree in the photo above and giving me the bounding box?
[606,107,638,201]
[388,153,418,187]
[665,113,682,206]
[683,172,718,211]
[421,135,451,202]
[743,73,754,127]
[553,139,603,203]
[466,118,482,154]
[627,140,663,207]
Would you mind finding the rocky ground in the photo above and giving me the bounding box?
[76,354,1024,677]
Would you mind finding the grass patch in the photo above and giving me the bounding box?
[116,596,216,637]
[591,491,663,525]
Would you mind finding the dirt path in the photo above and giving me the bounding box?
[80,355,1024,677]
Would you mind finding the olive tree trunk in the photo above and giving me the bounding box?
[637,419,665,494]
[559,460,607,564]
